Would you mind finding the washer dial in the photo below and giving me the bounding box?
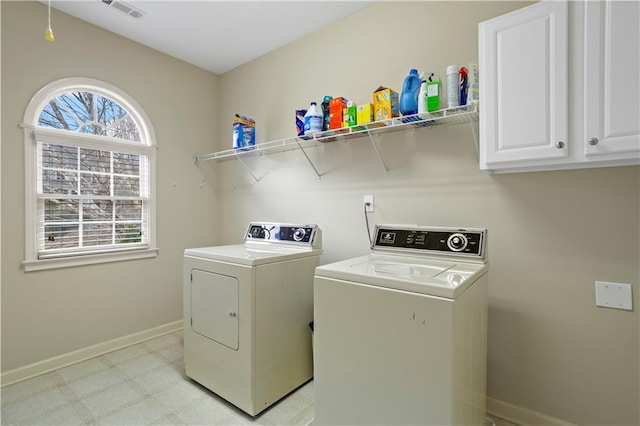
[447,233,468,252]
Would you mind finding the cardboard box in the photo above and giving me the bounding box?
[372,87,399,121]
[343,103,357,127]
[357,103,374,125]
[232,114,255,150]
[348,104,357,126]
[329,97,349,129]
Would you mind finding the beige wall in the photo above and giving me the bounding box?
[1,2,219,371]
[210,1,639,425]
[2,1,639,425]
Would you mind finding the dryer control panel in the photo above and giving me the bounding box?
[245,223,318,245]
[374,225,486,259]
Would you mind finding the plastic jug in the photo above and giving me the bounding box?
[418,80,427,114]
[400,68,421,115]
[417,72,433,115]
[304,102,323,136]
[321,96,332,131]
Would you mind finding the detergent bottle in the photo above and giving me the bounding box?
[400,68,421,115]
[321,96,333,131]
[427,74,441,112]
[304,102,323,136]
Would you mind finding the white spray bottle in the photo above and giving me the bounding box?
[418,72,433,115]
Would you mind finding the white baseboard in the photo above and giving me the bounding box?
[487,396,576,426]
[1,320,183,387]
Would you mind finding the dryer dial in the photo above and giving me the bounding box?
[447,233,468,252]
[293,228,306,242]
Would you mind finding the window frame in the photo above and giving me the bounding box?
[22,78,158,271]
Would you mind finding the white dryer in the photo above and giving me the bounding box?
[183,223,321,416]
[313,225,488,425]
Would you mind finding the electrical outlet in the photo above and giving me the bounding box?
[364,195,374,213]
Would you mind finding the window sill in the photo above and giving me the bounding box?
[23,248,159,272]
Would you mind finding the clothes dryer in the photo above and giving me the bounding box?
[183,223,321,416]
[313,225,488,425]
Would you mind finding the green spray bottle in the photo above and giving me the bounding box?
[426,74,441,112]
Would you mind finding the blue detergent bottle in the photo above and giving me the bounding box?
[400,68,421,115]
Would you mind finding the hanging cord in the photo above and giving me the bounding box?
[45,0,55,42]
[363,202,373,249]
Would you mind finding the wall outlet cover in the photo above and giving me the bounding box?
[364,195,374,213]
[595,281,633,311]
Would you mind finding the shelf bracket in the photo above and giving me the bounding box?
[296,139,322,180]
[233,152,260,183]
[366,131,389,174]
[467,113,479,158]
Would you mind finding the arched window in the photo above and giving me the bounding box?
[22,78,157,271]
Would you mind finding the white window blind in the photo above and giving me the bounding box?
[36,141,150,259]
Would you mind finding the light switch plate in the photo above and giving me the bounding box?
[595,281,633,311]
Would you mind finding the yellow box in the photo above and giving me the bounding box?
[357,103,374,124]
[372,86,399,121]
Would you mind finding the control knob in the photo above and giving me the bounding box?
[447,233,468,252]
[293,228,306,242]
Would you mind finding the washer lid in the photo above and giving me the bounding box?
[184,244,322,266]
[315,253,487,299]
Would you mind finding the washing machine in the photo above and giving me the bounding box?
[313,225,488,425]
[183,222,321,416]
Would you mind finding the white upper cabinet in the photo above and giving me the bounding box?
[583,0,640,158]
[480,0,640,173]
[479,1,568,169]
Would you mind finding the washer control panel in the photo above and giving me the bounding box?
[374,225,485,258]
[245,223,318,245]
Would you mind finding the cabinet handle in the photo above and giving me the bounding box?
[229,312,237,318]
[555,141,565,149]
[588,138,599,146]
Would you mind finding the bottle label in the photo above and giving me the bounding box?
[305,116,322,132]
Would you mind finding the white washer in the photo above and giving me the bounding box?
[183,223,322,416]
[313,225,488,425]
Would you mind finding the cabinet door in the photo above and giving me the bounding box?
[479,1,568,169]
[584,1,640,158]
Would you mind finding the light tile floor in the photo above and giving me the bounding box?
[1,331,517,425]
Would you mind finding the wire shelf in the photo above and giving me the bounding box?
[195,102,479,164]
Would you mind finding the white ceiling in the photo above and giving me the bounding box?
[46,0,374,74]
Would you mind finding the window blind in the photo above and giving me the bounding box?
[36,141,150,259]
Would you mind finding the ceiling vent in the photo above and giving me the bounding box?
[101,0,145,19]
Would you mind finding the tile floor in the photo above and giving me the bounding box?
[1,331,517,425]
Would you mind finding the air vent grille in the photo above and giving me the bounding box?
[101,0,145,19]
